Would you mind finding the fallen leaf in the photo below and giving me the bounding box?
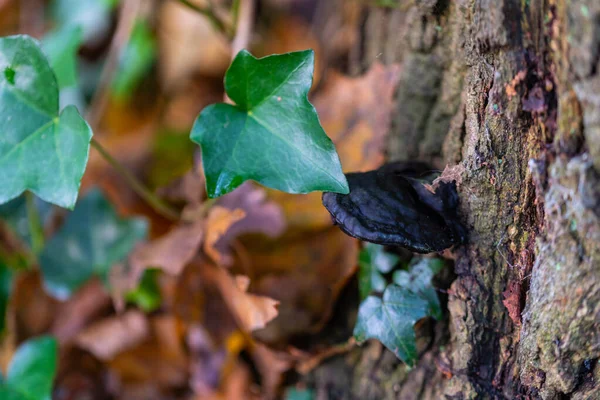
[209,264,279,333]
[204,207,246,265]
[130,219,205,277]
[239,227,358,345]
[158,0,231,89]
[267,63,401,231]
[108,315,189,389]
[215,183,286,266]
[75,310,150,361]
[51,279,112,344]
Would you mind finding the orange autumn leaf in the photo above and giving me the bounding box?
[237,227,358,345]
[209,264,279,333]
[204,206,246,265]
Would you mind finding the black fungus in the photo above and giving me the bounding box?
[322,162,466,253]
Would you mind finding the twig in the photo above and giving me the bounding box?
[86,0,141,129]
[230,0,255,57]
[90,138,181,221]
[175,0,232,37]
[25,191,44,254]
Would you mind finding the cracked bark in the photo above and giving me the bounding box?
[304,0,600,399]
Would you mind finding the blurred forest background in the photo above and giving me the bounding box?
[1,0,599,399]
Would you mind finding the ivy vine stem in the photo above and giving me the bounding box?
[175,0,233,38]
[90,138,181,221]
[25,191,44,254]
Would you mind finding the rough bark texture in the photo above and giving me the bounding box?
[306,0,600,399]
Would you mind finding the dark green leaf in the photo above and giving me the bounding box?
[4,336,57,400]
[125,268,161,312]
[392,258,444,320]
[40,188,148,299]
[42,25,83,89]
[190,50,348,198]
[358,243,399,300]
[0,35,93,209]
[0,261,13,334]
[111,19,156,101]
[354,284,429,366]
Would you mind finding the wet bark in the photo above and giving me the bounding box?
[306,0,600,399]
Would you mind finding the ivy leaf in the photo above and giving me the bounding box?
[2,336,58,400]
[0,261,13,334]
[0,35,93,209]
[393,257,444,320]
[358,243,399,300]
[354,284,429,366]
[41,25,83,90]
[190,50,349,198]
[40,188,148,299]
[111,19,156,101]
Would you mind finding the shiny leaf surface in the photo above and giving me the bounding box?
[0,35,92,209]
[191,50,348,198]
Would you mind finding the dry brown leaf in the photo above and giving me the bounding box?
[209,264,279,333]
[215,183,286,266]
[108,315,189,389]
[204,206,247,265]
[158,1,231,89]
[51,279,112,344]
[75,310,150,361]
[131,219,205,277]
[267,63,401,231]
[237,227,358,345]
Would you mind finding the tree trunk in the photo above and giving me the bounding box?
[305,1,600,399]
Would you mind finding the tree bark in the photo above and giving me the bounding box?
[306,0,600,399]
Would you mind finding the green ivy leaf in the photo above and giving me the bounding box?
[39,188,148,299]
[2,336,58,400]
[392,258,444,320]
[358,243,399,300]
[354,284,429,366]
[41,25,83,90]
[111,19,156,101]
[125,268,161,312]
[0,261,13,334]
[0,35,93,209]
[190,50,349,198]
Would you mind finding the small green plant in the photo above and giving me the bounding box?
[354,245,445,367]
